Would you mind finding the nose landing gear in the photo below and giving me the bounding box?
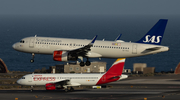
[30,86,33,92]
[64,86,74,92]
[30,53,35,63]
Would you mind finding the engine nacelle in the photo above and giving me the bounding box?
[45,83,63,90]
[53,51,78,62]
[53,51,68,61]
[46,83,56,90]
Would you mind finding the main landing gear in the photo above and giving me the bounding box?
[64,87,74,92]
[30,53,35,63]
[79,57,91,67]
[86,60,91,66]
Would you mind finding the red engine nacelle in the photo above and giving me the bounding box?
[53,51,68,61]
[53,50,78,62]
[46,83,56,90]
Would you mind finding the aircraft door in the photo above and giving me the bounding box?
[29,38,35,48]
[28,75,32,82]
[132,44,137,54]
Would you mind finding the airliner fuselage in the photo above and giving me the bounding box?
[13,36,169,58]
[12,19,169,66]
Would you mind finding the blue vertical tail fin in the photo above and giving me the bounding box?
[136,19,168,45]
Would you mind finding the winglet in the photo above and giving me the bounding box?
[89,35,98,46]
[115,34,122,41]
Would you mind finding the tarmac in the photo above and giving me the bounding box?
[0,74,180,100]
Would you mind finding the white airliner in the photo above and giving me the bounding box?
[12,19,169,66]
[17,58,128,91]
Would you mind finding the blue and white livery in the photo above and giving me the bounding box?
[12,19,169,66]
[137,19,168,45]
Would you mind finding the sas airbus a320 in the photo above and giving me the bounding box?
[12,19,169,66]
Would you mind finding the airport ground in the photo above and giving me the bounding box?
[1,72,180,100]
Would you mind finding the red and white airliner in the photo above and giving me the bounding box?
[17,58,128,91]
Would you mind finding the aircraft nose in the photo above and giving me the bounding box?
[12,44,16,49]
[16,79,21,84]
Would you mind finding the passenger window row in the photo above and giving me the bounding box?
[35,42,129,49]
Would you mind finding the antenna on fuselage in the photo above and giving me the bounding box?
[35,35,37,37]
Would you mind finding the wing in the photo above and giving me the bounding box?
[54,79,69,85]
[54,79,81,87]
[68,35,98,57]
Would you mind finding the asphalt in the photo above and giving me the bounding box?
[0,88,180,100]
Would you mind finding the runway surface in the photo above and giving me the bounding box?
[0,85,180,100]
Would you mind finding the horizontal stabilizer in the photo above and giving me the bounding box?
[108,76,120,80]
[141,47,161,53]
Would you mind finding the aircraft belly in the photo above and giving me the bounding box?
[32,80,61,86]
[23,48,37,53]
[71,79,97,86]
[38,48,53,54]
[34,82,46,86]
[93,49,131,58]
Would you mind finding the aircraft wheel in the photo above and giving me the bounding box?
[30,89,33,92]
[70,87,74,92]
[86,61,91,66]
[31,53,35,63]
[64,89,68,92]
[80,62,85,67]
[30,59,34,63]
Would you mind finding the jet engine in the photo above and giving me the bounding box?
[46,83,64,90]
[46,83,56,90]
[53,51,78,62]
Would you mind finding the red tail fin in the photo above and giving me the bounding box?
[106,58,125,75]
[96,58,126,85]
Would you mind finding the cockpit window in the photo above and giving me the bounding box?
[21,77,25,79]
[20,40,25,43]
